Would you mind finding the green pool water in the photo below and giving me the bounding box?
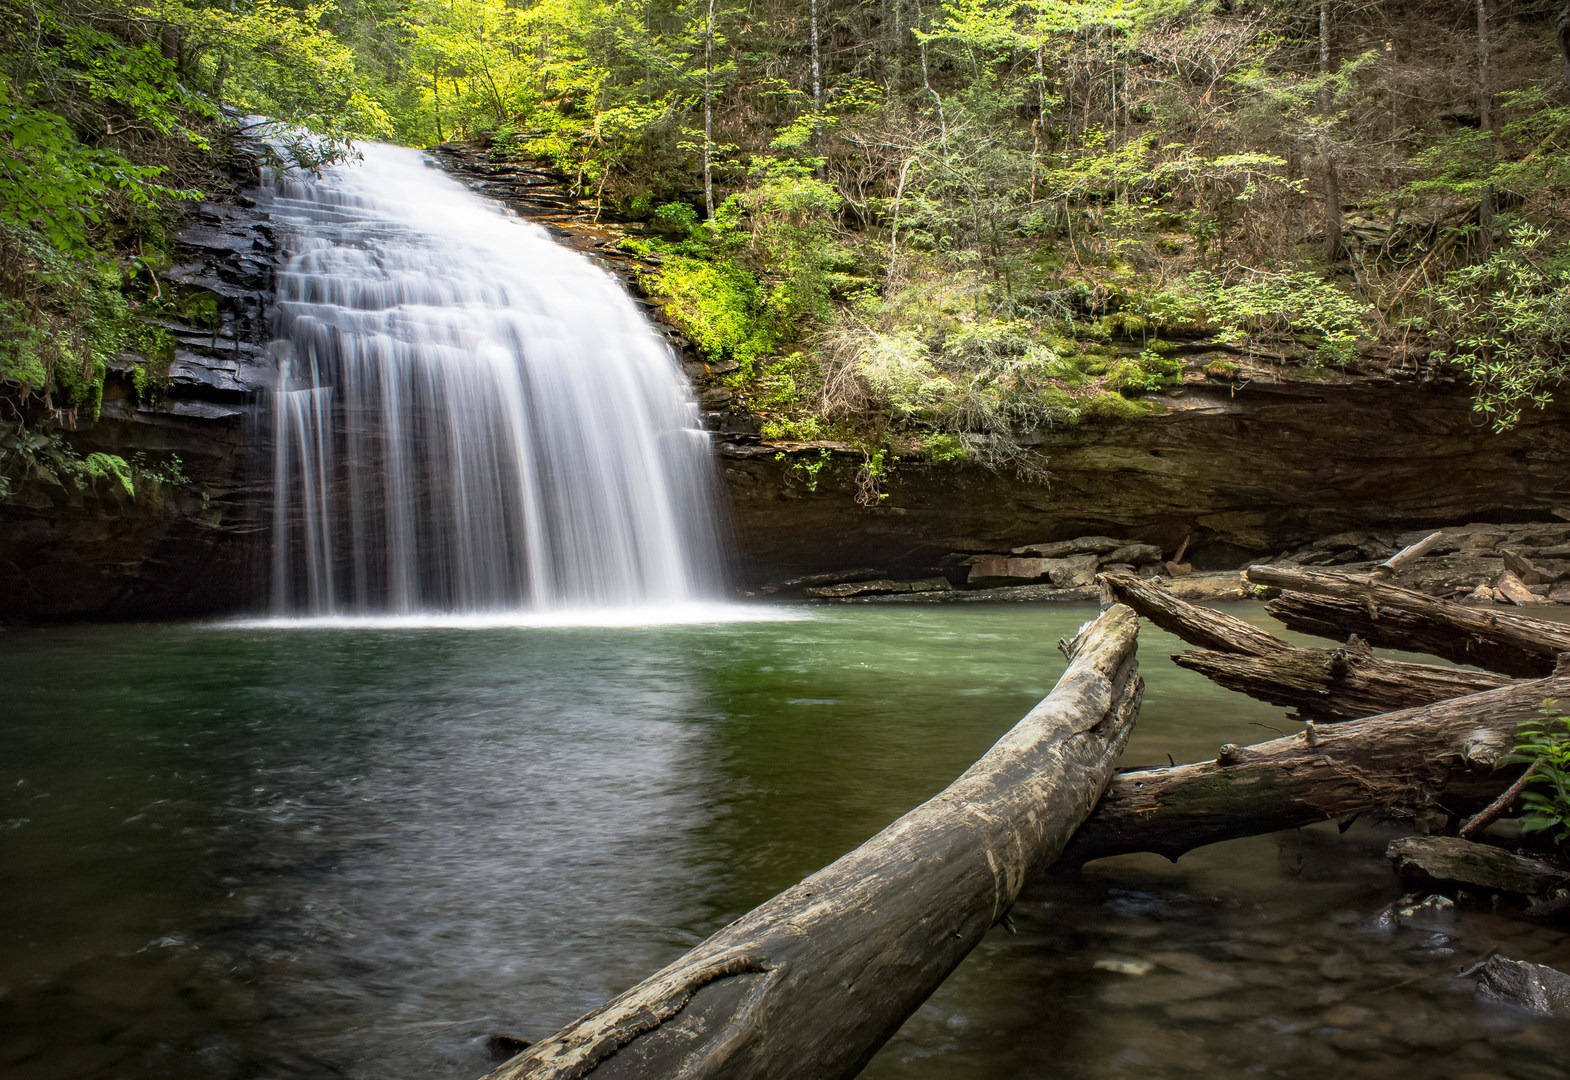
[2,605,1566,1078]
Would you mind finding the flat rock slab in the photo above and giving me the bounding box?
[1388,836,1570,896]
[804,577,951,599]
[1012,536,1124,557]
[968,554,1099,588]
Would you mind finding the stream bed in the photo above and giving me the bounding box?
[3,605,1568,1078]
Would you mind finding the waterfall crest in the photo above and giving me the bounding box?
[262,143,722,616]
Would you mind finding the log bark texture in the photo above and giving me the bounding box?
[1173,644,1508,722]
[485,605,1144,1080]
[1102,572,1508,721]
[1058,673,1570,865]
[1388,836,1570,896]
[1248,564,1570,677]
[1100,572,1279,656]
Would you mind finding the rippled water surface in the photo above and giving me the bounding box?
[3,605,1568,1078]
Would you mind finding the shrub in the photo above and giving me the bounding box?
[1508,705,1570,844]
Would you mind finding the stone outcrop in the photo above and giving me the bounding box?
[718,385,1570,589]
[0,158,275,620]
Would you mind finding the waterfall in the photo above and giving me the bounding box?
[261,143,723,617]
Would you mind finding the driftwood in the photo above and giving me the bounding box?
[1249,564,1570,677]
[485,605,1143,1080]
[1372,530,1444,580]
[1101,573,1508,721]
[1058,672,1570,865]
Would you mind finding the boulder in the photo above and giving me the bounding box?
[1476,957,1570,1018]
[1046,554,1103,588]
[967,555,1053,587]
[1494,570,1540,605]
[1101,543,1163,566]
[1502,548,1543,585]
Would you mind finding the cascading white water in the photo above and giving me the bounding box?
[261,143,723,617]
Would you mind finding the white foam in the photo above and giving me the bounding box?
[215,602,805,632]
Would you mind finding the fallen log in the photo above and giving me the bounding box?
[485,605,1143,1080]
[1100,572,1279,656]
[1248,564,1570,677]
[1387,836,1570,896]
[1174,643,1508,722]
[1057,672,1570,865]
[1101,573,1509,721]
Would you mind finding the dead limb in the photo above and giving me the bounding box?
[1057,672,1570,866]
[1101,572,1279,656]
[485,605,1143,1080]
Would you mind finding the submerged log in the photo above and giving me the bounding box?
[485,605,1143,1080]
[1101,573,1508,721]
[1248,564,1570,677]
[1058,672,1570,865]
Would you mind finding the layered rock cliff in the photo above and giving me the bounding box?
[720,381,1570,587]
[0,174,275,619]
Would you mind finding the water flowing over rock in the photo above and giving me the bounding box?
[259,144,722,615]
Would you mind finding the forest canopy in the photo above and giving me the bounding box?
[4,0,1570,461]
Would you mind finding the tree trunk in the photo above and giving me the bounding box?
[1320,0,1343,262]
[1101,572,1508,722]
[1558,3,1570,92]
[485,606,1143,1080]
[703,0,715,220]
[1476,0,1495,253]
[1248,565,1570,677]
[1059,671,1570,865]
[810,0,823,112]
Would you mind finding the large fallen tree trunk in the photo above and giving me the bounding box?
[1057,670,1570,866]
[1101,573,1508,721]
[1248,564,1570,677]
[485,605,1143,1080]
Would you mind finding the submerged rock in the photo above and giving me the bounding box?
[1475,957,1570,1018]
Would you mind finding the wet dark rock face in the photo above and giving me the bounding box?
[0,190,275,621]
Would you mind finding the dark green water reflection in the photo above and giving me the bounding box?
[2,606,1567,1078]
